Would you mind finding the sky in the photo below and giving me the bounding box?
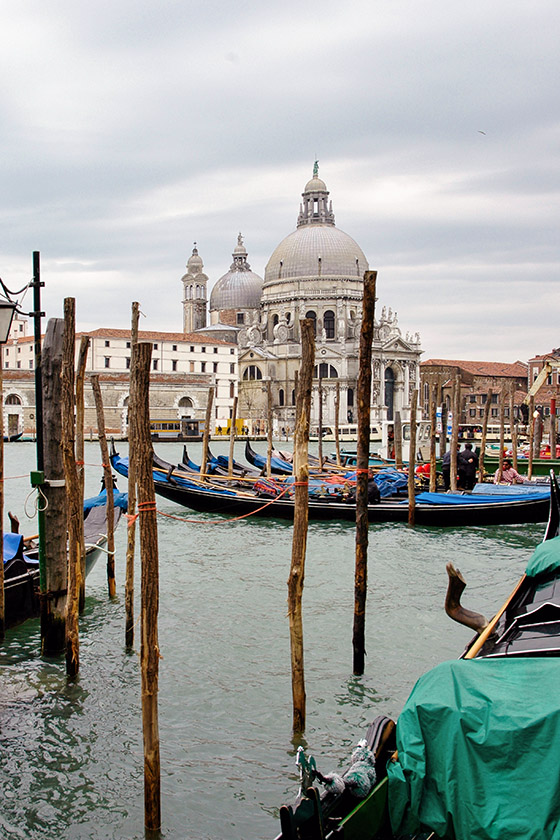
[1,0,559,364]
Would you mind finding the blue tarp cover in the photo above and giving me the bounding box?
[388,658,560,839]
[413,490,549,506]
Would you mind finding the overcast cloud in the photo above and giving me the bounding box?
[1,0,558,363]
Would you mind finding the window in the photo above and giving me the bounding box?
[323,310,335,339]
[291,390,296,405]
[230,363,235,374]
[237,313,245,325]
[153,359,158,371]
[230,348,235,355]
[105,340,110,347]
[305,311,317,335]
[6,394,21,405]
[201,347,206,353]
[201,362,206,373]
[190,346,195,352]
[279,389,285,406]
[189,361,195,372]
[469,395,477,403]
[230,382,235,398]
[242,365,263,380]
[491,408,498,417]
[469,408,476,417]
[126,341,131,349]
[491,394,498,404]
[104,357,110,368]
[17,347,20,354]
[313,363,338,379]
[213,347,218,354]
[172,360,178,372]
[29,361,33,369]
[347,388,354,407]
[126,357,131,369]
[172,345,177,352]
[213,362,218,373]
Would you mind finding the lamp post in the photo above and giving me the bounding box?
[0,295,17,639]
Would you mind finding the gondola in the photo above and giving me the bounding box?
[3,432,23,442]
[244,440,293,475]
[110,444,552,527]
[273,472,560,840]
[3,487,128,629]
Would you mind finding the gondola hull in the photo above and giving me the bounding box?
[143,473,550,526]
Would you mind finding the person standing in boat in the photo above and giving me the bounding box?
[494,459,524,485]
[441,444,461,490]
[459,442,479,490]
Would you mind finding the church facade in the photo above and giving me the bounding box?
[183,166,423,433]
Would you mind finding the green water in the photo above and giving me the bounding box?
[0,442,545,839]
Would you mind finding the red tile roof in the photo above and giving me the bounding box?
[421,359,527,377]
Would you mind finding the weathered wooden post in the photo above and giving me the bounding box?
[534,410,543,460]
[287,319,315,735]
[353,270,377,676]
[317,376,323,466]
[91,374,116,598]
[394,411,403,469]
[75,335,90,612]
[334,381,341,467]
[551,398,557,461]
[449,376,460,492]
[478,388,493,483]
[266,380,273,478]
[528,395,535,480]
[41,319,68,655]
[125,302,140,649]
[61,298,81,676]
[135,341,161,831]
[440,401,448,457]
[201,386,214,481]
[228,396,238,477]
[429,382,438,492]
[408,390,418,526]
[510,389,518,472]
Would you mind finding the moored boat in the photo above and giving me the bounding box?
[3,487,128,629]
[273,471,560,839]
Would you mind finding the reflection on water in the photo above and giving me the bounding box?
[0,442,547,838]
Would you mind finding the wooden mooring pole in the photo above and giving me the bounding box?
[511,389,518,472]
[135,341,161,831]
[287,318,315,735]
[41,319,68,655]
[528,395,535,480]
[0,357,5,639]
[478,388,493,483]
[394,411,403,470]
[429,382,438,492]
[75,335,90,612]
[125,302,140,649]
[228,396,238,477]
[317,376,323,466]
[91,374,116,598]
[201,387,214,481]
[408,390,418,526]
[61,298,82,676]
[334,381,341,467]
[353,270,376,676]
[266,380,273,478]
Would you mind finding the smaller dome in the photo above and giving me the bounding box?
[304,176,327,193]
[210,234,263,312]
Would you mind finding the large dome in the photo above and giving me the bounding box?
[264,165,369,286]
[264,225,368,284]
[210,234,263,312]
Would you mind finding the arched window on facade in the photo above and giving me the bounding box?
[179,396,194,418]
[305,310,317,335]
[243,365,263,380]
[291,390,296,405]
[384,367,395,421]
[279,389,285,406]
[5,394,21,405]
[347,388,354,407]
[323,310,335,339]
[313,363,338,379]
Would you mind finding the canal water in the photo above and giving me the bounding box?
[0,441,545,839]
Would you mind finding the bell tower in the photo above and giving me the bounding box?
[181,243,208,334]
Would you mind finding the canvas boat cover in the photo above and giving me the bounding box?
[387,656,560,839]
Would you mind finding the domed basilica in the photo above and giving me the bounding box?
[182,164,422,430]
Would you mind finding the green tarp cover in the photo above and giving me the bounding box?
[387,658,560,839]
[526,535,560,578]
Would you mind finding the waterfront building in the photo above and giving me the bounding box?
[2,328,237,438]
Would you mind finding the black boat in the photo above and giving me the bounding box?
[274,471,560,839]
[3,488,127,629]
[3,432,23,442]
[110,445,552,527]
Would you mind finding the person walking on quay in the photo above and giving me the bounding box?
[459,442,479,490]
